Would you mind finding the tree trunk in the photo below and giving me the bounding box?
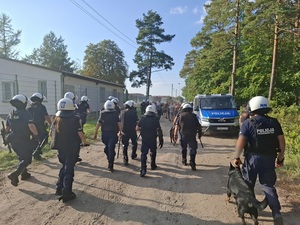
[230,0,239,96]
[269,15,279,101]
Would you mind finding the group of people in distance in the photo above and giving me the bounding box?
[3,93,286,225]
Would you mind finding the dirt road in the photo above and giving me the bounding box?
[0,118,299,225]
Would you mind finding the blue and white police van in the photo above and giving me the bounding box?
[193,94,240,135]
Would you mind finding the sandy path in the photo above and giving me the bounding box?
[0,118,299,225]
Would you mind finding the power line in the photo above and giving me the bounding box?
[80,0,137,46]
[68,0,137,49]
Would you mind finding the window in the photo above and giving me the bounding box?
[100,87,105,101]
[2,81,16,101]
[38,80,47,99]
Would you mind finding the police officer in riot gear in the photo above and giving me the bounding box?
[93,100,122,172]
[54,98,89,202]
[64,91,83,162]
[234,96,285,225]
[6,94,39,186]
[27,92,52,160]
[77,95,91,129]
[120,100,139,165]
[111,97,121,115]
[174,103,202,171]
[136,105,163,177]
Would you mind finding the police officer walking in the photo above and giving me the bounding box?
[234,96,285,225]
[64,91,84,162]
[54,98,89,203]
[27,93,52,160]
[119,100,139,165]
[111,97,121,115]
[77,95,91,130]
[173,103,202,171]
[93,100,122,172]
[136,105,163,177]
[5,95,39,186]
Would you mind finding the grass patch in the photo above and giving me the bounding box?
[269,105,300,186]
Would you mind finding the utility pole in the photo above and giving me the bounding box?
[178,83,180,97]
[171,84,173,97]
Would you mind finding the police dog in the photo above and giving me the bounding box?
[227,163,268,225]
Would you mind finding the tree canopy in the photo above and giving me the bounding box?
[23,31,74,72]
[82,39,128,85]
[0,13,21,59]
[180,0,300,106]
[129,10,175,99]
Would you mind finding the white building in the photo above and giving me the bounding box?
[0,57,125,117]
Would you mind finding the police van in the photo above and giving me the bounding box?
[193,94,240,135]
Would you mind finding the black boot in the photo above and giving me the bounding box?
[55,187,62,196]
[151,159,157,170]
[123,155,128,166]
[8,171,19,187]
[131,153,137,159]
[20,169,31,180]
[140,166,147,177]
[182,157,187,166]
[131,146,137,159]
[59,189,76,203]
[190,160,196,171]
[108,163,114,172]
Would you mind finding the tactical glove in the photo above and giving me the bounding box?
[158,136,164,149]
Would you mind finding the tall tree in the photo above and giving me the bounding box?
[23,31,74,72]
[129,10,175,100]
[180,0,239,101]
[0,13,21,59]
[82,40,128,84]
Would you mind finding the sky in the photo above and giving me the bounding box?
[1,0,208,97]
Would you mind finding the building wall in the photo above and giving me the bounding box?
[0,58,61,116]
[62,75,124,114]
[0,57,125,118]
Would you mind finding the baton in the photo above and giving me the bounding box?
[117,138,121,158]
[199,138,204,148]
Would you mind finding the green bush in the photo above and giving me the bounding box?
[269,105,300,178]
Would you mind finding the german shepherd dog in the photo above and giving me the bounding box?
[227,163,268,225]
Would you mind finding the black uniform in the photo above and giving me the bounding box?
[27,102,49,157]
[240,115,283,217]
[140,101,147,114]
[120,108,139,164]
[97,109,120,170]
[77,101,90,128]
[6,109,36,186]
[54,112,82,199]
[176,111,202,170]
[137,111,163,177]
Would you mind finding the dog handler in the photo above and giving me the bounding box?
[233,96,285,225]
